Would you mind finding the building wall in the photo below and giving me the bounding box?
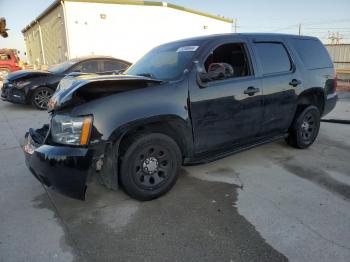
[23,23,42,67]
[325,44,350,69]
[64,2,232,62]
[23,4,68,67]
[39,4,68,65]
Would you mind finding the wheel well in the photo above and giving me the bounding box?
[118,120,190,160]
[297,89,325,115]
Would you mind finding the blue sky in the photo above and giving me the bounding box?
[1,0,350,55]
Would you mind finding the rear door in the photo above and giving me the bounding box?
[249,37,301,136]
[189,37,264,153]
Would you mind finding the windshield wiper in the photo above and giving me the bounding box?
[136,73,156,79]
[135,73,168,83]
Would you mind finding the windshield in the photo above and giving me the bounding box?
[125,40,202,81]
[48,59,79,74]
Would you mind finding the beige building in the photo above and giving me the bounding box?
[23,3,67,67]
[22,0,233,68]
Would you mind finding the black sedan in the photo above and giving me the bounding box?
[1,56,131,109]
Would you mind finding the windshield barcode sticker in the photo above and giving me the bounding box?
[176,46,199,52]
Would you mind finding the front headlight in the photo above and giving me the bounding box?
[51,115,93,145]
[16,80,31,88]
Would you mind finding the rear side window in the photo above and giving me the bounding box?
[292,39,333,69]
[254,42,292,75]
[103,60,129,72]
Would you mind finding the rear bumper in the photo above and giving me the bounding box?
[23,136,95,200]
[323,93,338,117]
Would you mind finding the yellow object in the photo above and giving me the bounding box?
[80,117,92,145]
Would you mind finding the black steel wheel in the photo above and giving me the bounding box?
[31,87,53,110]
[120,132,182,201]
[286,105,320,149]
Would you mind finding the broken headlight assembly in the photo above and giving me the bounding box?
[51,115,93,146]
[15,80,31,88]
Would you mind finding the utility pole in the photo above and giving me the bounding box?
[298,23,302,36]
[234,19,237,33]
[328,32,343,44]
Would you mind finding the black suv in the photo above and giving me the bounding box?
[23,33,337,201]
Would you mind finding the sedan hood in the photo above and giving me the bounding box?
[6,69,53,82]
[49,74,164,111]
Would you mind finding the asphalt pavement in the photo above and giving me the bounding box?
[0,93,349,262]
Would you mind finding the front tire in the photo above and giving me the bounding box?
[286,105,320,149]
[120,132,182,201]
[31,87,53,110]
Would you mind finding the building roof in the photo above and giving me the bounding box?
[22,0,233,33]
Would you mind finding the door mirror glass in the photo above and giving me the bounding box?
[198,72,211,83]
[197,62,235,83]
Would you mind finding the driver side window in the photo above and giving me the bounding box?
[72,60,98,73]
[204,43,252,82]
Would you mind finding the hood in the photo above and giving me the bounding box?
[49,74,164,111]
[6,69,53,82]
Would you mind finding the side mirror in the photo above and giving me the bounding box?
[194,61,211,85]
[195,61,233,84]
[198,72,211,83]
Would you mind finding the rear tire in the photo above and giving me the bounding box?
[31,87,53,110]
[286,105,320,149]
[120,132,182,201]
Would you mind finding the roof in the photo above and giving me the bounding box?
[325,44,350,46]
[22,0,233,33]
[61,55,131,65]
[163,32,319,44]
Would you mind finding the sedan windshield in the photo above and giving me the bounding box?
[125,40,202,81]
[48,59,79,74]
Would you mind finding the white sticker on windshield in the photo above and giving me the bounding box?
[176,46,199,52]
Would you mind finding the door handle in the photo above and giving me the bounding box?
[289,79,302,87]
[244,86,260,96]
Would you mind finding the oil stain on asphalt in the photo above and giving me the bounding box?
[32,193,84,262]
[282,164,350,201]
[33,170,288,262]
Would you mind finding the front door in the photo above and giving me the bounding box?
[189,40,264,153]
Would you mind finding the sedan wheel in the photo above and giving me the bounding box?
[31,87,53,110]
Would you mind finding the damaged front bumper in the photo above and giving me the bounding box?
[1,84,27,104]
[22,127,101,200]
